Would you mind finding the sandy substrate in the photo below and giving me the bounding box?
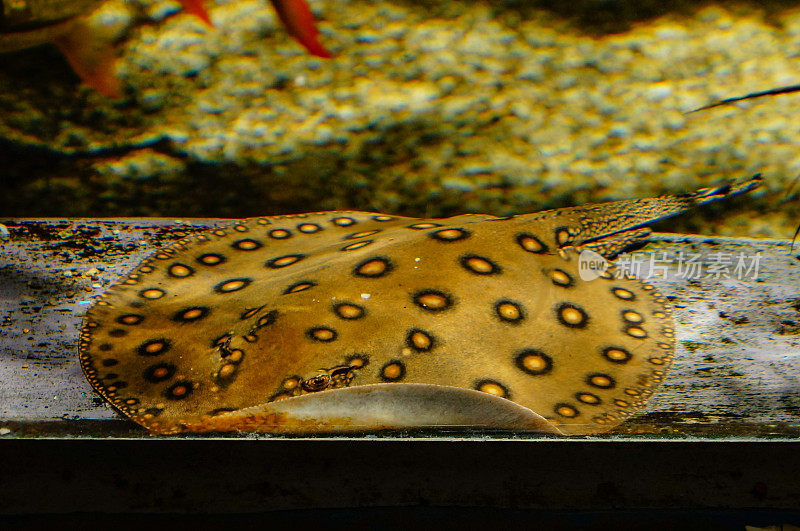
[0,0,798,238]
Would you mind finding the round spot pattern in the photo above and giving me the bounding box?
[116,314,144,325]
[494,300,525,323]
[269,229,292,239]
[515,349,553,375]
[380,360,406,382]
[165,380,193,400]
[143,363,176,383]
[555,403,578,418]
[307,327,337,342]
[408,222,442,230]
[341,240,374,251]
[298,223,322,234]
[556,303,589,328]
[602,347,632,364]
[354,257,393,278]
[333,302,365,320]
[587,373,616,389]
[405,328,435,352]
[460,254,501,275]
[140,288,165,300]
[550,269,573,287]
[197,253,226,266]
[283,281,317,294]
[331,217,356,227]
[475,379,509,399]
[345,230,381,240]
[413,289,453,312]
[168,263,194,278]
[516,233,547,254]
[137,339,170,357]
[430,228,470,242]
[214,278,252,293]
[267,254,306,268]
[612,288,635,301]
[576,392,601,405]
[172,306,210,323]
[232,239,263,251]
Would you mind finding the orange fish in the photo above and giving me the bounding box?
[0,0,330,97]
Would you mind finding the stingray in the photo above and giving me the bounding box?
[79,175,761,435]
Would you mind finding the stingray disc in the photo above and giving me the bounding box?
[79,175,761,435]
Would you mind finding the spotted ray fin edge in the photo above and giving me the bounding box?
[172,383,564,435]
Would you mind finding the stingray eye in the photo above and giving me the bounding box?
[301,374,331,392]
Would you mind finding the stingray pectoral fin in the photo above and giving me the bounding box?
[53,19,120,98]
[183,384,564,434]
[269,0,332,58]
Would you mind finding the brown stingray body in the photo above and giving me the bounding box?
[79,176,761,435]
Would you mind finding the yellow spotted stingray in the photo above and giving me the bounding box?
[79,175,761,435]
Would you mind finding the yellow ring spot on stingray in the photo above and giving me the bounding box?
[342,240,373,251]
[269,229,292,239]
[614,399,629,407]
[476,380,508,398]
[198,253,225,266]
[432,228,469,241]
[653,311,666,319]
[298,223,322,233]
[233,225,247,232]
[414,290,452,311]
[308,327,337,342]
[228,349,244,363]
[283,377,300,389]
[463,256,495,274]
[577,393,601,405]
[551,269,572,287]
[356,258,391,277]
[516,233,546,253]
[381,361,405,381]
[603,347,631,363]
[332,217,356,227]
[588,373,614,389]
[215,278,251,293]
[625,388,640,396]
[555,404,578,418]
[622,311,643,323]
[270,255,304,268]
[556,229,571,245]
[408,330,432,351]
[212,230,226,237]
[408,222,441,230]
[234,239,261,250]
[626,326,647,338]
[558,304,587,327]
[496,301,522,321]
[182,308,204,320]
[373,215,395,222]
[140,288,165,299]
[335,303,365,320]
[612,288,635,300]
[649,357,665,365]
[516,350,552,375]
[169,264,193,278]
[347,230,381,239]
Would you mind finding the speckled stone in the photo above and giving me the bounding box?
[0,1,798,238]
